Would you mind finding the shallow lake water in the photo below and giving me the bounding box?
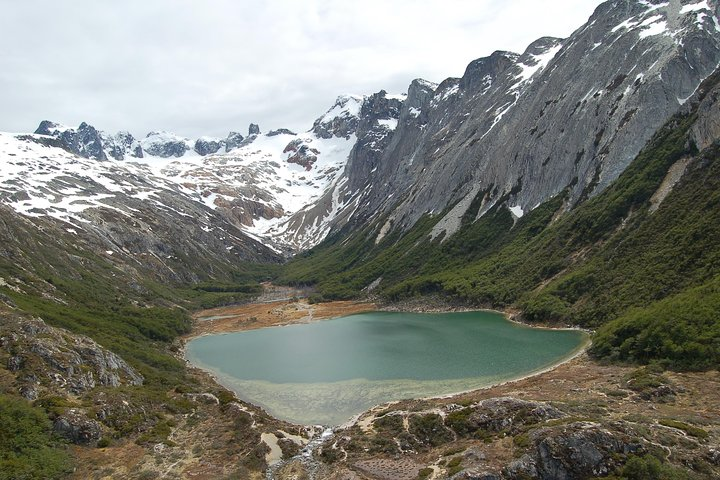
[186,311,587,425]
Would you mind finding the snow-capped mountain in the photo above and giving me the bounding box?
[0,132,279,283]
[4,0,720,258]
[301,0,720,243]
[2,92,402,254]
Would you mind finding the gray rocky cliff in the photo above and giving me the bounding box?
[225,131,245,151]
[142,131,191,158]
[274,91,405,249]
[194,137,225,156]
[307,0,720,243]
[36,121,109,161]
[689,69,720,149]
[311,95,365,139]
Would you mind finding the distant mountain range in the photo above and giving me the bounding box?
[2,1,718,263]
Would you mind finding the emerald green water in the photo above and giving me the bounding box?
[186,311,587,425]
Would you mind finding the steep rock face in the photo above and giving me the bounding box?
[315,0,720,241]
[273,91,406,249]
[311,95,364,139]
[690,68,720,149]
[225,131,245,151]
[141,131,192,158]
[194,136,225,156]
[101,130,142,160]
[35,120,108,161]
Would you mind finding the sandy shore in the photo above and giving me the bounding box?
[187,298,377,339]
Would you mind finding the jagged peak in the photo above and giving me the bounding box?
[459,51,518,92]
[311,94,365,139]
[411,78,439,91]
[267,128,297,137]
[144,130,189,141]
[521,36,564,58]
[35,120,77,136]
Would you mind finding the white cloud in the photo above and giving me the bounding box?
[0,0,600,138]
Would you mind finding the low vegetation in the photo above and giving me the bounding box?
[0,394,72,480]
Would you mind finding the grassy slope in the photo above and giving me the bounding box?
[0,212,281,477]
[282,91,720,371]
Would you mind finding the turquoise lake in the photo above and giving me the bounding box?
[186,311,588,426]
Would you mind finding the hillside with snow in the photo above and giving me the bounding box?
[0,92,404,253]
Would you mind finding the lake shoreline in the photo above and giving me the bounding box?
[182,293,592,428]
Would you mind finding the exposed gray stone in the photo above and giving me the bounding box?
[267,128,297,136]
[297,0,720,246]
[225,131,245,151]
[194,137,225,156]
[35,121,108,160]
[142,132,190,158]
[506,422,645,480]
[0,313,143,396]
[53,409,103,445]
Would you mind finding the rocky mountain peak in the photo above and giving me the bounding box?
[297,0,720,247]
[35,120,108,161]
[311,94,364,139]
[360,90,403,124]
[248,123,261,135]
[193,136,225,156]
[459,50,520,91]
[267,128,297,137]
[141,131,191,158]
[101,130,141,160]
[522,36,564,57]
[225,131,245,152]
[35,120,68,136]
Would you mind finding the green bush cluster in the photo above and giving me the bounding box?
[606,454,698,480]
[0,394,72,480]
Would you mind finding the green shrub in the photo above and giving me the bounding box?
[614,454,697,480]
[658,419,709,439]
[0,394,72,479]
[417,467,434,479]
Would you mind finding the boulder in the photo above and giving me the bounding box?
[53,409,103,445]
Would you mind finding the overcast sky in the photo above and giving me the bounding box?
[1,0,601,139]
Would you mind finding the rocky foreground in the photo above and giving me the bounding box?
[2,292,719,479]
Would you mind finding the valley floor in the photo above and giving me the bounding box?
[184,294,720,479]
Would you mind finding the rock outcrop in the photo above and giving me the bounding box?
[506,422,644,480]
[194,136,225,156]
[53,409,103,445]
[0,313,143,398]
[36,120,108,160]
[141,131,191,158]
[225,131,245,151]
